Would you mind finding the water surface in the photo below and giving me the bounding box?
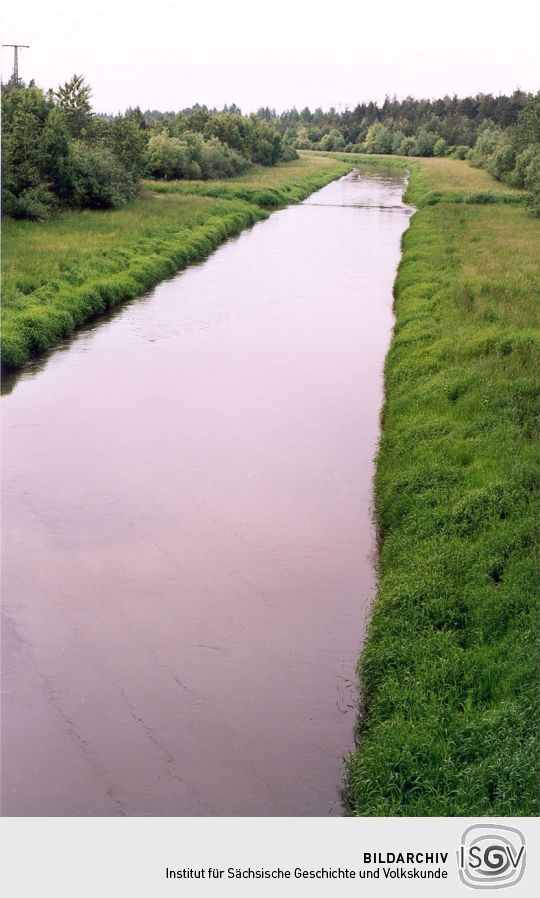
[1,171,410,816]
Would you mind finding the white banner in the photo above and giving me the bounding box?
[1,817,538,897]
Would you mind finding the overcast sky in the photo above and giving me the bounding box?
[2,0,538,113]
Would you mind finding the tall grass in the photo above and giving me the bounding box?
[144,155,352,207]
[345,168,539,815]
[310,151,525,209]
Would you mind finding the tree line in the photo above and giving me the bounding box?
[261,91,539,213]
[1,75,293,220]
[3,77,538,219]
[468,96,540,214]
[260,92,532,153]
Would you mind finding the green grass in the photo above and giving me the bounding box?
[344,163,539,815]
[310,151,524,208]
[143,154,352,207]
[1,155,350,370]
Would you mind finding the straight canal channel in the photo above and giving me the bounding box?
[1,171,411,816]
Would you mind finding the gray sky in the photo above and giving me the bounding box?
[2,0,538,113]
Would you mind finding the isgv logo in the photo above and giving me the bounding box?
[458,824,526,889]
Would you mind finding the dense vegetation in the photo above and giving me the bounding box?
[468,95,540,215]
[263,92,540,213]
[335,154,539,816]
[2,77,143,219]
[1,155,349,370]
[1,76,290,220]
[5,76,538,220]
[261,91,531,155]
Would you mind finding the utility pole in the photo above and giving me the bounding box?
[2,44,30,87]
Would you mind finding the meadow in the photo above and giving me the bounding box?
[329,154,539,815]
[311,150,524,206]
[1,154,350,370]
[143,153,348,206]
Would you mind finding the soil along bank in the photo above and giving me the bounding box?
[1,155,351,371]
[341,156,539,815]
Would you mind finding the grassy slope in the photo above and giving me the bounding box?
[2,155,351,370]
[143,154,348,207]
[333,155,538,815]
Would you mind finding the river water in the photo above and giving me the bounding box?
[1,171,410,816]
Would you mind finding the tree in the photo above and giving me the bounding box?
[2,86,66,218]
[54,74,93,138]
[511,93,540,154]
[146,132,191,179]
[433,138,448,157]
[105,117,148,179]
[71,143,135,208]
[364,122,393,154]
[319,129,346,151]
[469,125,504,167]
[413,128,438,157]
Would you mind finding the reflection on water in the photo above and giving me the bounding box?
[1,171,411,816]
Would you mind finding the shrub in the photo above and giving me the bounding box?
[470,125,504,168]
[281,145,299,161]
[522,152,540,216]
[510,147,540,188]
[398,136,416,156]
[487,143,516,181]
[72,143,136,208]
[364,122,394,154]
[391,130,406,154]
[146,131,249,180]
[2,185,57,220]
[319,129,346,151]
[433,138,448,157]
[448,145,470,160]
[199,137,249,179]
[1,86,73,218]
[146,132,191,179]
[413,129,438,157]
[1,80,144,218]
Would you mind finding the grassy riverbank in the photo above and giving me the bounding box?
[2,154,350,370]
[331,154,538,815]
[144,154,349,207]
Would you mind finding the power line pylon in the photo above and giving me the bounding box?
[2,44,30,87]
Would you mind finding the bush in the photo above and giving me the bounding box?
[364,122,394,154]
[1,81,144,218]
[522,152,540,216]
[487,143,516,181]
[146,132,191,179]
[319,129,346,151]
[433,138,448,157]
[398,136,416,156]
[1,86,74,219]
[146,131,249,180]
[199,137,249,179]
[413,129,438,157]
[104,117,147,179]
[72,143,136,208]
[510,147,540,188]
[2,185,57,220]
[470,125,504,168]
[448,145,470,160]
[281,145,299,161]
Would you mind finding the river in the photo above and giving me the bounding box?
[1,170,411,816]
